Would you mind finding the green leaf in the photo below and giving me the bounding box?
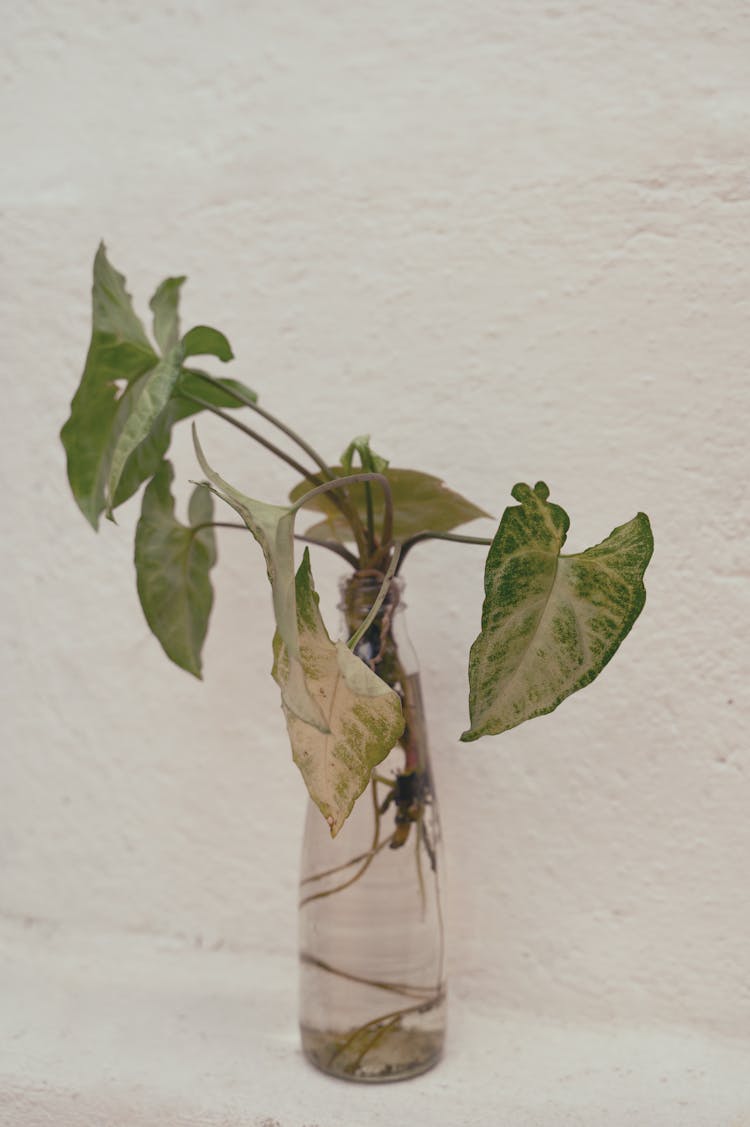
[134,460,217,677]
[111,398,175,508]
[191,427,326,731]
[150,276,186,353]
[63,248,249,529]
[88,242,154,356]
[182,325,234,362]
[171,368,258,418]
[461,482,654,742]
[105,344,183,517]
[272,550,404,836]
[340,435,389,476]
[61,243,159,527]
[289,465,491,543]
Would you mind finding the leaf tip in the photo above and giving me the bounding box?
[636,510,655,544]
[510,481,531,503]
[510,480,549,504]
[459,728,480,743]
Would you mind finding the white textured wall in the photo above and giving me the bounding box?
[3,0,749,1042]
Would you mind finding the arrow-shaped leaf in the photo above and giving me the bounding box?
[191,428,326,732]
[134,459,217,677]
[62,247,252,529]
[105,344,183,517]
[272,550,405,836]
[290,465,491,543]
[61,243,159,528]
[461,481,653,742]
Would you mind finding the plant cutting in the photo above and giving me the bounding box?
[61,244,654,1082]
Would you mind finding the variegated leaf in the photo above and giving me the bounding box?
[62,246,250,529]
[461,481,653,741]
[191,428,326,732]
[273,550,404,836]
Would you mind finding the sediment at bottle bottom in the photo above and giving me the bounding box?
[300,1022,444,1082]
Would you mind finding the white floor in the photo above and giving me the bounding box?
[1,917,748,1127]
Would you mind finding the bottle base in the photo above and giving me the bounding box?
[300,1023,444,1083]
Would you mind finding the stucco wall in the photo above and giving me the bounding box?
[3,0,749,1044]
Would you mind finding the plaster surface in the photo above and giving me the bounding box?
[2,0,750,1121]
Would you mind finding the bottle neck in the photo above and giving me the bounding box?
[338,574,416,677]
[339,573,426,774]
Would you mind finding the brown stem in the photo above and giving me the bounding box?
[294,534,359,569]
[186,371,370,556]
[181,391,365,552]
[292,472,394,560]
[180,392,319,481]
[395,529,493,573]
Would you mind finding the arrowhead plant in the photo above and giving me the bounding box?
[61,245,654,836]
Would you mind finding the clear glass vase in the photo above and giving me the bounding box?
[298,574,447,1082]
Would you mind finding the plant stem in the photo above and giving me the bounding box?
[395,529,493,573]
[181,391,319,482]
[347,545,401,652]
[181,391,366,554]
[187,371,370,556]
[192,520,246,532]
[364,484,375,553]
[292,471,394,562]
[294,534,359,569]
[188,369,334,479]
[191,519,360,568]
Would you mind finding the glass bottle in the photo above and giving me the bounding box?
[298,574,446,1082]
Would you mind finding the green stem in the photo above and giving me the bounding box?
[347,545,401,652]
